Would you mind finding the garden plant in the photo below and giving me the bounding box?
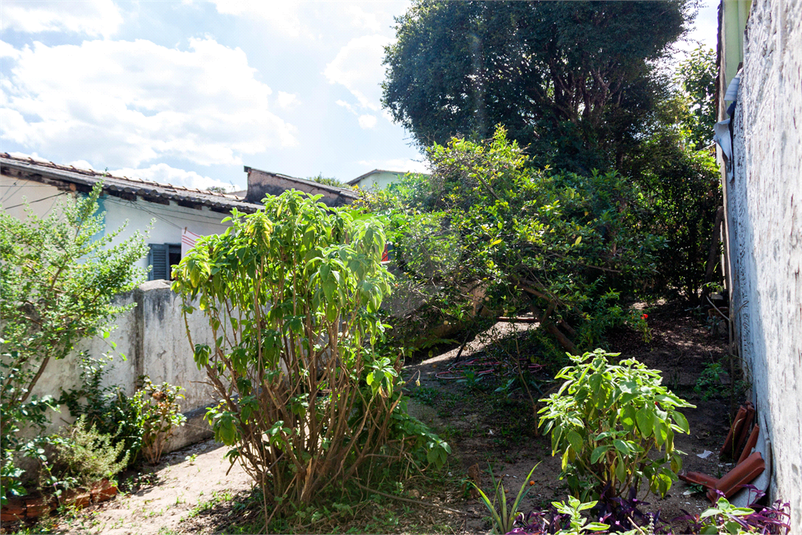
[172,191,449,522]
[131,377,187,465]
[0,183,148,504]
[539,349,694,500]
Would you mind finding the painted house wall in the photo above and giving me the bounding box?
[725,0,802,529]
[0,174,67,220]
[0,173,233,275]
[352,170,403,191]
[719,0,753,113]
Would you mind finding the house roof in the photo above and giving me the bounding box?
[346,168,406,186]
[0,153,263,213]
[243,166,358,201]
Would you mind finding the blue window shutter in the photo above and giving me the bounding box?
[148,244,169,280]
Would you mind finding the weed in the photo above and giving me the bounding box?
[182,490,234,520]
[694,362,728,400]
[472,463,540,534]
[407,385,439,406]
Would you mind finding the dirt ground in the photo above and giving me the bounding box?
[403,302,737,533]
[11,301,738,535]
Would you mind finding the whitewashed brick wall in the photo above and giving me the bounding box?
[727,0,802,529]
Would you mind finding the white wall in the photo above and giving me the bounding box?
[353,171,403,191]
[0,174,233,272]
[101,195,232,272]
[0,175,68,220]
[727,0,802,528]
[31,281,222,450]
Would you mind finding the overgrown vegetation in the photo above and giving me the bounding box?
[172,191,449,522]
[383,1,722,306]
[50,416,129,488]
[364,127,663,356]
[59,354,143,466]
[0,183,148,504]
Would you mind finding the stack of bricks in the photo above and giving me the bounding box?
[0,479,118,523]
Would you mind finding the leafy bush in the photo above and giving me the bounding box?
[363,127,665,356]
[132,377,186,465]
[59,354,143,466]
[172,190,448,516]
[0,183,147,504]
[51,416,128,487]
[538,349,693,500]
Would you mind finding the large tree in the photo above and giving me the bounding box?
[382,0,693,172]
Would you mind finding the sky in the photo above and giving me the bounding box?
[0,0,719,192]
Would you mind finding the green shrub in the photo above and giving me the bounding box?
[52,416,128,487]
[538,349,694,500]
[59,354,143,466]
[131,377,186,465]
[172,190,448,517]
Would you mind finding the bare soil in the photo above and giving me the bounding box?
[11,301,737,535]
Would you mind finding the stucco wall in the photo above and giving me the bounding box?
[0,174,66,219]
[727,0,802,528]
[352,171,403,191]
[0,174,234,273]
[31,281,222,451]
[101,195,233,273]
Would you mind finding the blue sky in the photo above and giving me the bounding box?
[0,0,718,191]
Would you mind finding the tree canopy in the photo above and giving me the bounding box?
[382,0,694,172]
[366,127,664,353]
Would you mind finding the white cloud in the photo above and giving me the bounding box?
[324,34,392,112]
[207,0,312,39]
[0,0,123,37]
[111,163,233,191]
[358,114,377,129]
[0,40,21,59]
[345,5,382,32]
[336,100,357,114]
[0,38,297,169]
[358,158,429,174]
[336,100,377,130]
[277,91,300,110]
[67,159,95,171]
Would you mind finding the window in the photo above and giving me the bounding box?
[147,243,181,280]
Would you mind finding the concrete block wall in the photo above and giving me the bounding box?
[727,0,802,529]
[32,281,220,451]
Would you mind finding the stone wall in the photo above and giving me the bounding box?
[727,0,802,529]
[32,281,220,451]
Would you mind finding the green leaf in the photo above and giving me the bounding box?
[621,405,636,431]
[636,407,653,437]
[672,411,690,433]
[567,430,583,454]
[614,456,626,482]
[590,445,609,464]
[613,439,630,455]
